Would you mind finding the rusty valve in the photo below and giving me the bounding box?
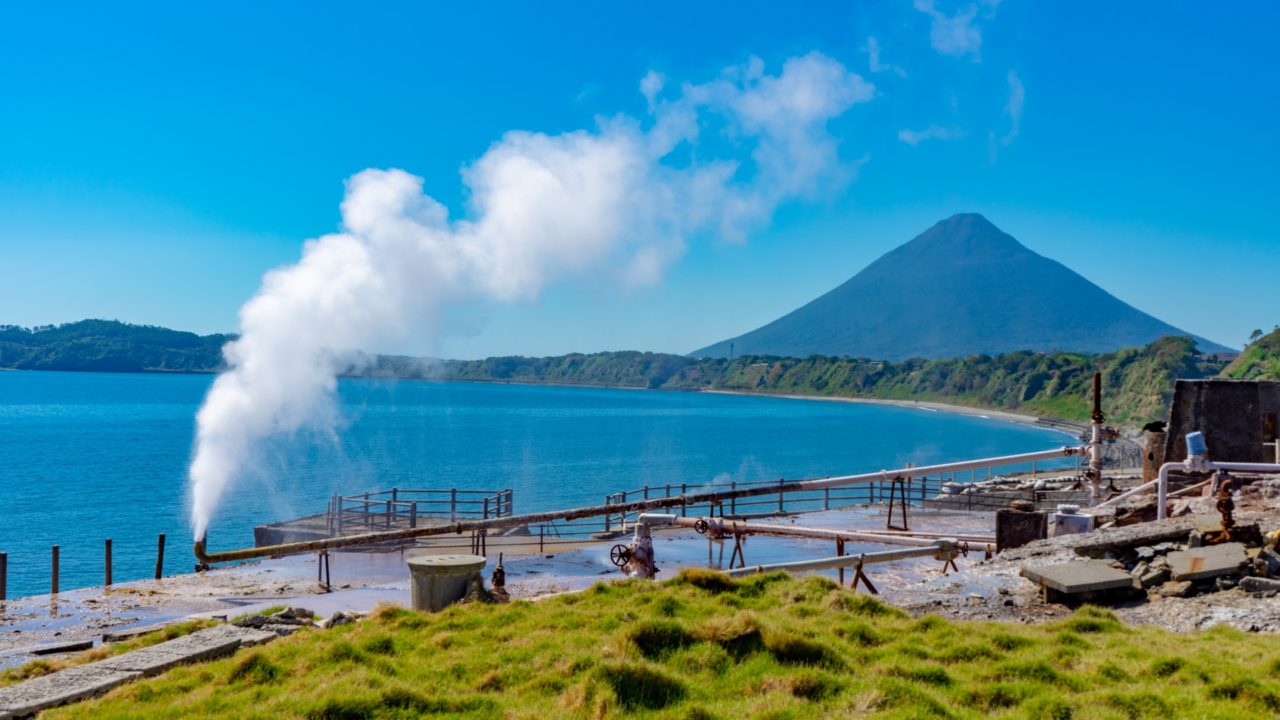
[609,544,632,567]
[693,519,709,535]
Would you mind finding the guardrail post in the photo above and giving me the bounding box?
[363,492,370,528]
[155,533,165,579]
[643,485,650,500]
[104,538,112,587]
[823,487,830,511]
[51,545,59,595]
[730,482,737,516]
[410,502,418,529]
[604,495,612,533]
[484,496,490,520]
[680,484,687,517]
[0,552,6,601]
[450,488,457,522]
[778,479,785,514]
[385,499,392,529]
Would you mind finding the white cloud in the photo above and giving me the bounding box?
[639,70,664,110]
[898,125,967,146]
[188,53,875,537]
[914,0,984,59]
[864,36,907,77]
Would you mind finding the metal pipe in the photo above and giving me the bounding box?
[1157,460,1280,520]
[196,444,1086,565]
[725,541,955,576]
[664,516,944,548]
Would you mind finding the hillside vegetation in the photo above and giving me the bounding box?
[1224,327,1280,380]
[440,336,1224,427]
[2,320,1242,428]
[50,570,1280,719]
[0,320,230,373]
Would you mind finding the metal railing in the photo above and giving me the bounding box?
[327,488,513,535]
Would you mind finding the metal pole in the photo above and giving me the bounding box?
[155,533,166,579]
[1,552,7,601]
[51,545,59,595]
[105,538,112,587]
[778,479,785,513]
[451,488,457,522]
[681,484,688,517]
[823,487,830,511]
[730,482,737,515]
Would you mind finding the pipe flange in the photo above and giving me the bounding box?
[609,544,632,567]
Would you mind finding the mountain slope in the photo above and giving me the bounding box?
[692,214,1231,360]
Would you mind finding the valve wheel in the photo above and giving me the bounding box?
[609,544,632,567]
[693,519,709,535]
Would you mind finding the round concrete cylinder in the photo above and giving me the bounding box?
[407,554,487,612]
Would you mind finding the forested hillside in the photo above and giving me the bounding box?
[0,320,231,373]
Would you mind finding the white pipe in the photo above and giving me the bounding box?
[725,541,953,576]
[1093,478,1158,509]
[1157,459,1280,520]
[665,516,947,548]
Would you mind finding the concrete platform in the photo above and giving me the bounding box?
[1021,560,1135,595]
[0,624,276,718]
[0,665,141,719]
[1168,543,1248,582]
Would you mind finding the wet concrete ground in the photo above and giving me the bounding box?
[0,506,991,667]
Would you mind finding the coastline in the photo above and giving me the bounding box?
[701,388,1084,434]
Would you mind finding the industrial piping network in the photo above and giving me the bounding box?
[194,443,1088,568]
[614,513,985,583]
[1095,431,1280,520]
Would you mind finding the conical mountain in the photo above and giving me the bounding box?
[692,213,1231,360]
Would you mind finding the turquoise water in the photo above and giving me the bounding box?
[0,370,1071,598]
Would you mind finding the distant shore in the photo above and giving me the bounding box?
[702,388,1084,434]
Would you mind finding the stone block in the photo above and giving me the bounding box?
[1021,560,1136,595]
[0,665,141,718]
[1167,543,1248,582]
[995,509,1046,551]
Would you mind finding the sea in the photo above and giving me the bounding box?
[0,370,1074,598]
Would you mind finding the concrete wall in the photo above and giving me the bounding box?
[1164,379,1280,463]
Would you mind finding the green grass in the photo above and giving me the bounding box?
[43,570,1280,719]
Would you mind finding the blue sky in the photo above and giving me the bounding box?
[1,2,1276,357]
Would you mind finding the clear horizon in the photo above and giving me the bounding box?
[2,2,1276,357]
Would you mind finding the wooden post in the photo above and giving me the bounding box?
[730,482,737,515]
[483,496,490,520]
[51,545,59,595]
[450,488,457,522]
[410,503,418,529]
[105,538,113,586]
[823,487,830,511]
[0,552,7,601]
[778,479,785,514]
[681,483,687,517]
[155,534,166,580]
[385,499,392,529]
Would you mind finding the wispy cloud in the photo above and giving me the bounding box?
[864,36,907,77]
[898,125,967,146]
[914,0,984,60]
[1001,70,1024,144]
[988,70,1025,161]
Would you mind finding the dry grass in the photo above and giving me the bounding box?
[38,569,1280,718]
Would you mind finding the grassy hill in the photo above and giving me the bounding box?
[46,570,1280,719]
[1224,327,1280,380]
[0,320,231,373]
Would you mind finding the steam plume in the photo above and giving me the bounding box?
[189,52,873,538]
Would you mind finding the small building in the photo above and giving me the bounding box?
[1163,379,1280,464]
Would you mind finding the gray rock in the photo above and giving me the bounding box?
[1139,567,1171,589]
[1240,576,1280,593]
[1135,546,1156,561]
[1156,580,1194,598]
